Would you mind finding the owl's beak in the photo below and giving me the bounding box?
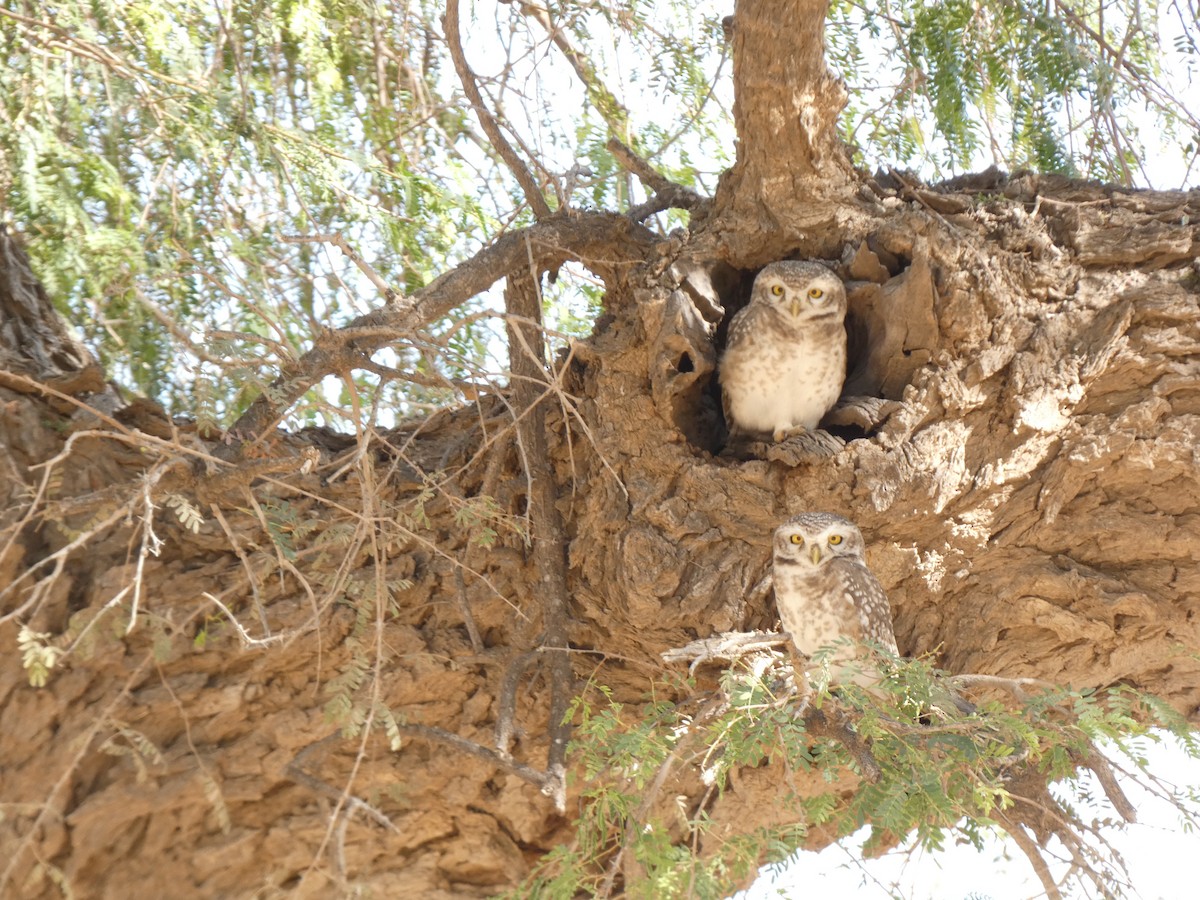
[809,544,823,565]
[790,298,801,317]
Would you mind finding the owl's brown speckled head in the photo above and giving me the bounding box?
[773,512,866,567]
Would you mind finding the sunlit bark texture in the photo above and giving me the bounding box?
[2,2,1200,898]
[707,0,857,262]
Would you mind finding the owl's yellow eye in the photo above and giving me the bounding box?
[808,288,825,300]
[789,534,803,545]
[828,534,843,545]
[770,284,784,296]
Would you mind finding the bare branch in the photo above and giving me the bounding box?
[285,737,399,831]
[1085,751,1138,825]
[454,565,484,655]
[397,723,556,792]
[607,138,705,213]
[660,629,790,673]
[444,0,552,219]
[505,271,574,814]
[227,211,654,448]
[495,650,540,755]
[282,234,399,305]
[1003,821,1065,900]
[948,672,1060,701]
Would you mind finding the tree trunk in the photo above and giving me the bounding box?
[706,0,857,263]
[3,5,1200,899]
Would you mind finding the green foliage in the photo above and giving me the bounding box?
[829,0,1195,182]
[0,0,730,415]
[517,655,1200,898]
[164,493,205,532]
[321,574,411,744]
[98,722,165,784]
[257,499,321,561]
[6,1,1189,415]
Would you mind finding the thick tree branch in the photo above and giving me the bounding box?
[607,137,707,217]
[708,0,857,258]
[227,212,653,447]
[732,0,850,171]
[1001,820,1065,900]
[606,138,685,199]
[504,271,574,814]
[806,706,882,783]
[1084,751,1138,825]
[444,0,552,219]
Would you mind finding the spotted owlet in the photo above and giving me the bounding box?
[720,261,847,442]
[772,512,897,674]
[773,512,973,715]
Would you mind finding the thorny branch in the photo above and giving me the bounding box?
[291,710,572,821]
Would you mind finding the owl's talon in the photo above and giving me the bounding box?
[773,425,810,443]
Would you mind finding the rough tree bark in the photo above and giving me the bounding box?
[2,2,1200,898]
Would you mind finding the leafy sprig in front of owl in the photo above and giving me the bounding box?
[510,649,1200,900]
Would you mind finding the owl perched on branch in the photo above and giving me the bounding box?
[772,512,974,717]
[719,261,847,443]
[773,513,897,665]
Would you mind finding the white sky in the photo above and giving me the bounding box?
[736,734,1200,899]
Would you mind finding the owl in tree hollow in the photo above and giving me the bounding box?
[719,261,847,442]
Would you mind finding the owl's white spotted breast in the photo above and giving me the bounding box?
[774,558,899,659]
[720,305,846,435]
